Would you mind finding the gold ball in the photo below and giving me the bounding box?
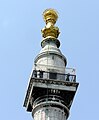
[43,9,58,25]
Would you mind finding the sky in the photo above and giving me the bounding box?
[0,0,99,120]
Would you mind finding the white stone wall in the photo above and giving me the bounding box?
[35,41,66,74]
[33,107,67,120]
[36,54,65,73]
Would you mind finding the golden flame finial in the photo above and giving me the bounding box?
[41,9,60,38]
[43,9,58,26]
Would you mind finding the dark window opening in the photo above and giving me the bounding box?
[49,72,57,79]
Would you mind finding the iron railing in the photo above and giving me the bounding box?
[31,70,76,82]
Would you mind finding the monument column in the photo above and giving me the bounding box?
[23,9,79,120]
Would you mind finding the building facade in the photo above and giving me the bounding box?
[23,9,79,120]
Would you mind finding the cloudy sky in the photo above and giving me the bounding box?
[0,0,99,120]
